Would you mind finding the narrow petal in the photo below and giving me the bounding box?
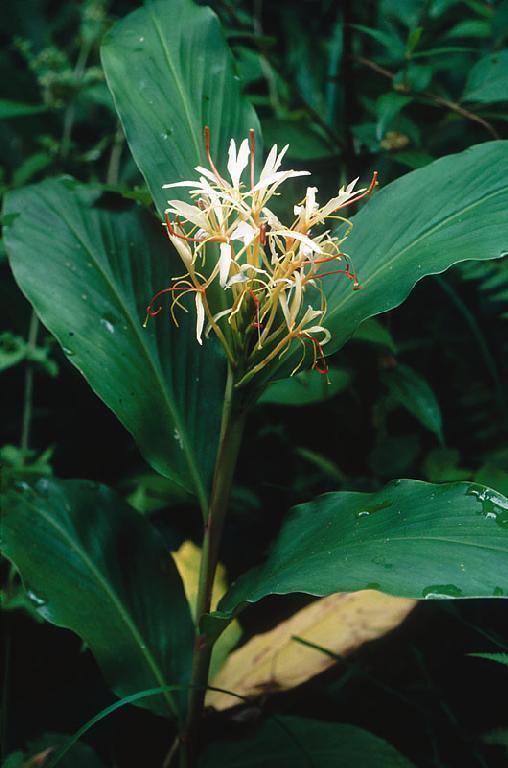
[228,138,250,188]
[168,234,193,267]
[195,292,205,345]
[195,166,221,184]
[259,143,278,180]
[269,229,324,254]
[167,200,210,230]
[224,272,248,289]
[218,242,232,288]
[250,169,310,195]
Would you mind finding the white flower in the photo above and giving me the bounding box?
[149,125,377,382]
[230,220,256,245]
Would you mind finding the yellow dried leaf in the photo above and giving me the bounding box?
[173,540,242,679]
[207,591,415,710]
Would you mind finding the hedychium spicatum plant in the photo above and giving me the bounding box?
[3,0,508,764]
[145,126,377,387]
[143,126,377,757]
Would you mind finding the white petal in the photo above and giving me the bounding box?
[195,166,221,184]
[218,242,232,288]
[168,234,193,267]
[259,143,279,180]
[167,200,209,230]
[163,180,208,190]
[305,325,331,345]
[224,272,248,288]
[278,292,291,327]
[195,292,205,345]
[230,220,256,245]
[269,229,324,254]
[289,271,303,325]
[250,169,310,194]
[228,138,250,189]
[319,183,366,218]
[305,186,319,218]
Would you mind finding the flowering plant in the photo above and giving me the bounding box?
[146,127,376,383]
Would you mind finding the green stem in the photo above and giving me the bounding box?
[20,311,40,465]
[181,365,245,766]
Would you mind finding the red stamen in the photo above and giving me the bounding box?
[203,126,228,186]
[259,223,267,246]
[145,285,197,318]
[249,129,256,190]
[299,333,329,375]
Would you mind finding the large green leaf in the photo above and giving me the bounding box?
[381,363,443,441]
[324,142,508,356]
[101,0,261,215]
[463,50,508,104]
[200,717,414,768]
[210,481,508,631]
[3,180,225,508]
[0,478,193,719]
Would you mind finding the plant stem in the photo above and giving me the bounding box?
[180,365,245,766]
[20,311,40,465]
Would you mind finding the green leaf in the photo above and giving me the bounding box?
[375,93,413,141]
[44,685,183,768]
[101,0,261,216]
[463,50,508,104]
[469,652,508,667]
[200,716,414,767]
[381,363,443,440]
[351,317,396,351]
[262,119,335,160]
[351,24,406,59]
[213,481,508,629]
[0,478,193,718]
[3,180,226,508]
[324,142,508,357]
[258,366,350,407]
[0,98,47,119]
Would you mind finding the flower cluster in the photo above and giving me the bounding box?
[145,127,377,385]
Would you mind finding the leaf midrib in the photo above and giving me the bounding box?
[23,494,178,716]
[147,2,202,168]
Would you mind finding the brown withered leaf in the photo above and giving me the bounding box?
[207,591,415,710]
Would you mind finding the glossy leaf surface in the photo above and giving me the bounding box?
[0,478,193,719]
[213,481,508,628]
[200,716,414,767]
[3,180,225,507]
[101,0,261,215]
[258,366,350,407]
[381,363,443,440]
[463,50,508,104]
[324,142,508,356]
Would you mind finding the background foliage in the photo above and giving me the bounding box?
[1,0,507,766]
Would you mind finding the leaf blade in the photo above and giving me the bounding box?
[0,479,194,719]
[216,481,508,625]
[101,0,261,215]
[3,179,226,505]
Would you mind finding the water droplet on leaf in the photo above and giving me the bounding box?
[422,584,463,599]
[26,589,47,607]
